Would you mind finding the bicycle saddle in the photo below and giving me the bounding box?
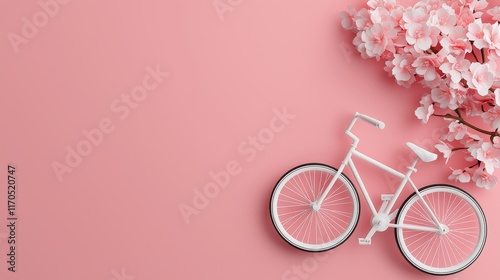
[406,142,438,162]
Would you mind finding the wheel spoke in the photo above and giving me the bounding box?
[443,200,469,226]
[443,234,469,261]
[271,165,361,252]
[318,209,343,237]
[281,208,309,226]
[442,193,459,224]
[321,208,354,219]
[301,172,314,202]
[277,194,310,206]
[447,212,475,227]
[289,177,312,202]
[395,186,486,274]
[290,210,312,239]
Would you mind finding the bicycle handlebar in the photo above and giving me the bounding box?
[355,113,385,129]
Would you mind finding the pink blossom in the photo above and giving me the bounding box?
[390,6,406,28]
[367,0,397,10]
[420,75,442,88]
[371,7,394,24]
[393,30,409,47]
[439,54,471,84]
[494,136,500,149]
[430,5,457,35]
[424,0,444,11]
[353,33,369,59]
[464,62,495,96]
[487,6,500,21]
[495,88,500,106]
[483,22,500,56]
[488,52,500,80]
[431,83,458,109]
[467,19,488,49]
[403,6,429,26]
[391,52,416,83]
[449,81,468,97]
[415,94,434,123]
[488,54,500,91]
[406,23,439,52]
[381,51,394,61]
[448,168,471,183]
[469,141,500,174]
[451,128,482,150]
[355,8,372,30]
[413,53,440,81]
[456,8,475,27]
[470,0,489,12]
[440,26,472,55]
[446,121,467,141]
[460,131,483,141]
[481,106,500,130]
[472,168,498,189]
[340,7,357,30]
[453,87,477,115]
[435,140,454,163]
[361,23,398,58]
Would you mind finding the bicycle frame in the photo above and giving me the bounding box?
[270,112,488,274]
[313,114,442,239]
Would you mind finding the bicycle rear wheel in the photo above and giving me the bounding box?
[270,163,360,252]
[395,185,487,275]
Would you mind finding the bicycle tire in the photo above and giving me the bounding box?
[395,185,487,275]
[270,163,360,252]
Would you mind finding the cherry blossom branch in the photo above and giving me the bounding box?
[432,111,500,141]
[340,1,500,189]
[471,46,480,62]
[468,161,482,169]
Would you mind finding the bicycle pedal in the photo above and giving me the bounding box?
[381,194,394,201]
[358,238,371,245]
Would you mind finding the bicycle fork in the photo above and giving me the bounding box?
[311,144,355,211]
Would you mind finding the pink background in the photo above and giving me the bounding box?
[0,0,498,279]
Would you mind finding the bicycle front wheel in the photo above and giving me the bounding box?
[270,163,360,252]
[395,185,487,275]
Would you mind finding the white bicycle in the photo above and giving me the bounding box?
[270,113,487,275]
